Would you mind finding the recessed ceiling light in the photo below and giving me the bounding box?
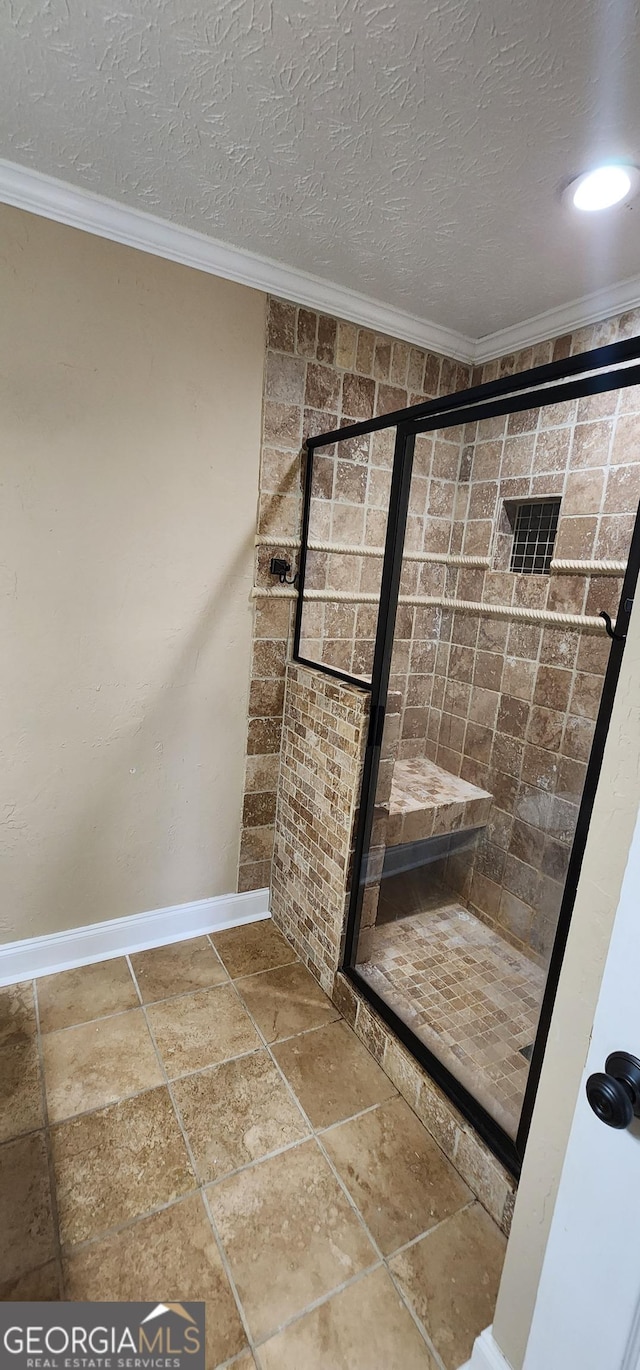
[565,164,639,212]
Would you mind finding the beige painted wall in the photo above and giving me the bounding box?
[493,581,640,1366]
[0,205,266,943]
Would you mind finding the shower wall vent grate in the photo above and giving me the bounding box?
[509,499,561,575]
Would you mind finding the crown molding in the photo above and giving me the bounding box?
[0,157,473,362]
[474,272,640,364]
[2,157,639,368]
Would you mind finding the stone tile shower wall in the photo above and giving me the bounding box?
[270,663,369,992]
[391,429,467,756]
[427,317,640,963]
[238,297,469,895]
[301,425,468,741]
[239,298,639,953]
[269,658,517,1232]
[238,302,639,1229]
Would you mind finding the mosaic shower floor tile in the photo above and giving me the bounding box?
[358,901,544,1137]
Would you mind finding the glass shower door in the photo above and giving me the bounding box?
[295,337,640,1172]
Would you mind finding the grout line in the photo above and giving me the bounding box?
[384,1271,449,1370]
[59,1190,201,1259]
[385,1197,478,1264]
[316,1097,391,1135]
[0,1119,53,1147]
[28,934,486,1365]
[218,1352,260,1370]
[205,942,298,983]
[37,974,237,1038]
[32,977,65,1298]
[199,1187,259,1362]
[312,1113,448,1370]
[45,1076,193,1132]
[125,976,236,1012]
[39,1002,149,1036]
[131,955,258,1361]
[201,1134,312,1194]
[221,977,394,1338]
[3,1252,63,1286]
[126,954,144,1008]
[230,957,326,985]
[35,975,347,1136]
[222,971,447,1365]
[248,1013,341,1049]
[251,1258,383,1351]
[156,1043,271,1083]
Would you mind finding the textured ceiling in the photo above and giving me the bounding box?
[2,0,640,338]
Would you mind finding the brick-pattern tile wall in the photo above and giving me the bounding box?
[270,663,369,992]
[238,296,468,894]
[269,660,516,1232]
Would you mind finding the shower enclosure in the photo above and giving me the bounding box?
[292,336,640,1174]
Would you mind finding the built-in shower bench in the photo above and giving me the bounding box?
[383,758,492,847]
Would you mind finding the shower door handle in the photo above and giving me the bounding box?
[368,703,386,748]
[586,1051,640,1129]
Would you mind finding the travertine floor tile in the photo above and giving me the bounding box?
[323,1096,472,1254]
[0,980,37,1046]
[0,982,42,1143]
[42,1009,163,1122]
[130,937,227,1002]
[211,920,296,979]
[2,932,507,1366]
[173,1049,308,1183]
[389,1202,506,1370]
[208,1139,374,1342]
[64,1192,246,1368]
[272,1019,396,1129]
[0,1260,61,1301]
[51,1086,196,1246]
[259,1266,438,1369]
[0,1037,44,1142]
[37,959,138,1033]
[0,1132,56,1285]
[147,985,259,1079]
[236,962,339,1042]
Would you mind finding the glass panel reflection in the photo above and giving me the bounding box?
[353,392,640,1140]
[298,431,394,681]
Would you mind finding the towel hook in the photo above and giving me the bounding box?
[599,610,626,643]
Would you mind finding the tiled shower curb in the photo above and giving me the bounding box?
[331,971,516,1237]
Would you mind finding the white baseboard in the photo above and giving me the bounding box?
[459,1327,514,1370]
[0,888,270,986]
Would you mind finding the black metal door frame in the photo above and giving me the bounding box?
[294,337,640,1177]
